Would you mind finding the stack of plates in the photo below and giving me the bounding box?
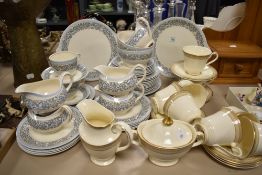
[203,145,262,169]
[16,107,82,156]
[109,57,161,95]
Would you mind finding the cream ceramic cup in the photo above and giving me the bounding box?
[194,106,243,146]
[151,82,181,114]
[163,91,202,123]
[252,122,262,156]
[49,51,80,75]
[183,45,218,76]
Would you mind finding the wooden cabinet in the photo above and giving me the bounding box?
[203,0,262,84]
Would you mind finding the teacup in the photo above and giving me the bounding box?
[97,85,144,114]
[77,99,133,166]
[193,106,243,146]
[163,91,202,123]
[183,45,218,76]
[48,51,80,75]
[251,122,262,156]
[151,82,181,114]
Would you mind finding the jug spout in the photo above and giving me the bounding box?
[15,84,30,94]
[76,99,115,128]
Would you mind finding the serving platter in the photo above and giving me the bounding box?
[152,17,208,77]
[57,19,117,81]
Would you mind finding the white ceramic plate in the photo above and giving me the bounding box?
[171,61,217,82]
[57,19,117,81]
[152,17,208,77]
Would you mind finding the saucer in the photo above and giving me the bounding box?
[16,106,82,154]
[114,94,151,129]
[41,64,88,83]
[65,84,95,106]
[171,61,217,82]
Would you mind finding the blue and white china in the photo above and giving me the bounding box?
[97,84,144,114]
[16,106,82,156]
[94,64,146,96]
[48,51,80,75]
[15,72,73,115]
[57,19,118,81]
[27,105,72,134]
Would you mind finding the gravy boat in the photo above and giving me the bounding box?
[15,72,73,115]
[94,64,146,96]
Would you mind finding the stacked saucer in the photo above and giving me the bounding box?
[16,107,82,156]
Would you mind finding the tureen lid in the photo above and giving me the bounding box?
[141,118,194,148]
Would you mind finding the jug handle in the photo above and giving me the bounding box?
[135,84,145,104]
[59,72,73,92]
[112,121,133,153]
[137,17,152,38]
[133,64,146,85]
[59,105,73,127]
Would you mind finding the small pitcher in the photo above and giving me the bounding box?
[94,64,146,96]
[15,72,73,115]
[76,99,133,166]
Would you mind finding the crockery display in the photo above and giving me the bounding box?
[15,72,73,115]
[94,64,146,96]
[57,19,118,81]
[152,17,208,77]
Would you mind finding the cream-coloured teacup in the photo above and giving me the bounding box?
[151,82,181,114]
[163,91,202,123]
[183,45,218,76]
[194,106,243,146]
[251,122,262,156]
[49,51,80,75]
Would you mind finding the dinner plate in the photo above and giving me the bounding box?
[152,17,208,77]
[57,19,117,81]
[171,61,217,82]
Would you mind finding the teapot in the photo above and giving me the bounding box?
[15,72,72,115]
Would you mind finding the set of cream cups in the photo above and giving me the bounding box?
[194,107,262,159]
[151,80,208,123]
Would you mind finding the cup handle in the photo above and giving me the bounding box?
[59,71,73,92]
[112,121,133,153]
[206,52,218,66]
[192,131,205,147]
[135,84,145,104]
[133,64,146,85]
[131,129,140,146]
[213,144,243,159]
